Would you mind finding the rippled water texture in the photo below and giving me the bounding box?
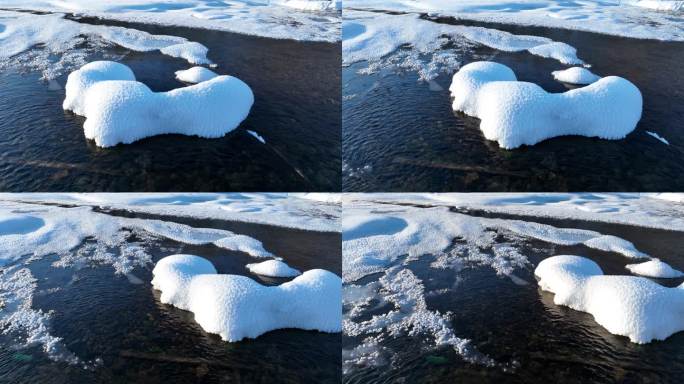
[0,212,341,383]
[343,16,684,191]
[343,210,684,383]
[0,17,341,191]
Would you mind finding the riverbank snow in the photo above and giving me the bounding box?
[175,67,218,83]
[536,255,684,343]
[343,11,584,81]
[344,1,684,42]
[63,61,253,147]
[152,255,341,341]
[450,61,643,149]
[246,259,301,277]
[552,67,601,85]
[626,259,684,278]
[0,11,211,79]
[0,1,340,42]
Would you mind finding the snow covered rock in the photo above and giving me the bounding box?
[63,61,253,147]
[535,255,684,343]
[151,254,217,310]
[175,66,219,83]
[246,259,301,277]
[62,61,135,115]
[189,269,341,341]
[626,259,684,278]
[552,67,601,85]
[160,42,211,65]
[152,255,341,341]
[450,61,643,149]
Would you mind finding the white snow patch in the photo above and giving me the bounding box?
[450,61,643,149]
[152,254,341,341]
[246,259,301,277]
[646,131,670,145]
[63,61,253,147]
[552,67,601,85]
[626,259,684,278]
[175,66,218,83]
[535,255,684,343]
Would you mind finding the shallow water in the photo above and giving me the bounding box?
[0,212,341,383]
[343,211,684,383]
[0,15,341,192]
[342,15,684,192]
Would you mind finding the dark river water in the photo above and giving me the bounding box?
[0,14,341,192]
[0,212,341,384]
[343,210,684,384]
[342,15,684,192]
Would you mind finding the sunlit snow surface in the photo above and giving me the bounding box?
[0,193,339,365]
[345,1,684,41]
[1,1,340,42]
[342,193,684,373]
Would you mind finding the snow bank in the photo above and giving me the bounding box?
[1,193,341,233]
[343,12,583,81]
[0,11,211,80]
[450,61,643,149]
[175,67,218,83]
[344,1,684,42]
[0,1,340,43]
[0,203,271,267]
[63,61,253,147]
[626,259,684,278]
[152,255,341,341]
[246,259,301,277]
[535,255,684,343]
[552,67,601,85]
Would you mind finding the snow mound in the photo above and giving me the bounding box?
[152,255,341,341]
[63,61,136,115]
[626,259,684,278]
[450,61,643,149]
[151,254,218,309]
[63,61,253,147]
[246,259,301,277]
[535,255,684,343]
[160,42,211,65]
[552,67,601,85]
[175,66,218,83]
[527,42,583,65]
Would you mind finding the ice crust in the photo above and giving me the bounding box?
[63,61,253,147]
[552,67,601,85]
[450,61,643,149]
[152,254,341,341]
[535,255,684,343]
[246,259,301,277]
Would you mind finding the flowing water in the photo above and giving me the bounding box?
[343,209,684,383]
[0,211,342,384]
[0,15,341,192]
[343,15,684,192]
